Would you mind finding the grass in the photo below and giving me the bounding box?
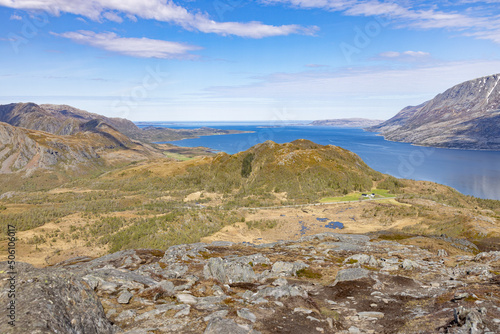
[163,152,193,161]
[245,219,278,230]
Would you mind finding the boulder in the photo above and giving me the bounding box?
[334,268,370,284]
[204,258,257,284]
[271,261,308,277]
[0,263,115,333]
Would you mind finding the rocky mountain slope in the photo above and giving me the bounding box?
[1,232,499,333]
[367,74,500,149]
[0,103,247,143]
[0,121,103,173]
[310,118,384,128]
[0,103,137,137]
[0,119,167,174]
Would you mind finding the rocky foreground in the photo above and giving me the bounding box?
[1,233,499,333]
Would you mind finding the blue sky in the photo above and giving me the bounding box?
[1,0,500,121]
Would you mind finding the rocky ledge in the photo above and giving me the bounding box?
[1,233,499,333]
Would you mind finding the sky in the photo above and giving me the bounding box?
[1,0,500,121]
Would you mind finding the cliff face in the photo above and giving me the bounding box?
[367,74,500,149]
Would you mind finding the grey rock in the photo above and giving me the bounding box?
[174,305,191,318]
[204,317,260,334]
[237,308,257,323]
[357,311,385,320]
[273,278,288,286]
[438,249,449,257]
[256,284,308,299]
[345,254,379,267]
[162,243,209,264]
[212,284,226,296]
[211,241,234,247]
[82,275,100,291]
[348,326,362,334]
[324,242,365,252]
[176,293,198,304]
[157,280,175,294]
[204,257,257,283]
[271,261,308,277]
[228,253,271,266]
[294,307,314,314]
[454,306,485,332]
[401,259,420,270]
[204,310,229,322]
[252,297,268,304]
[334,268,370,284]
[117,291,133,304]
[116,309,137,322]
[0,265,115,334]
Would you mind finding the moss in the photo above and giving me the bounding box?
[378,234,413,241]
[296,268,323,279]
[320,307,340,321]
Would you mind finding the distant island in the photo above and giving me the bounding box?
[310,118,384,128]
[367,73,500,150]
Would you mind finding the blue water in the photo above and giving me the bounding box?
[325,222,344,229]
[145,123,500,200]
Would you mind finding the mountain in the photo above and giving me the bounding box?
[367,74,500,149]
[0,103,248,143]
[310,118,384,128]
[0,103,139,137]
[0,103,166,174]
[0,120,161,174]
[0,121,97,173]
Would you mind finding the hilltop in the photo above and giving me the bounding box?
[367,74,500,150]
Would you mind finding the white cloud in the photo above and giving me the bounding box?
[0,0,316,38]
[204,59,500,113]
[52,31,202,59]
[379,51,430,58]
[305,64,330,68]
[102,11,122,23]
[261,0,500,44]
[9,14,22,20]
[379,51,401,58]
[402,51,429,57]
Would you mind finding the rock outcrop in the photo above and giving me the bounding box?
[2,233,499,333]
[367,74,500,150]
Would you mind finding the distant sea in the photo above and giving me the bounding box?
[138,122,500,201]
